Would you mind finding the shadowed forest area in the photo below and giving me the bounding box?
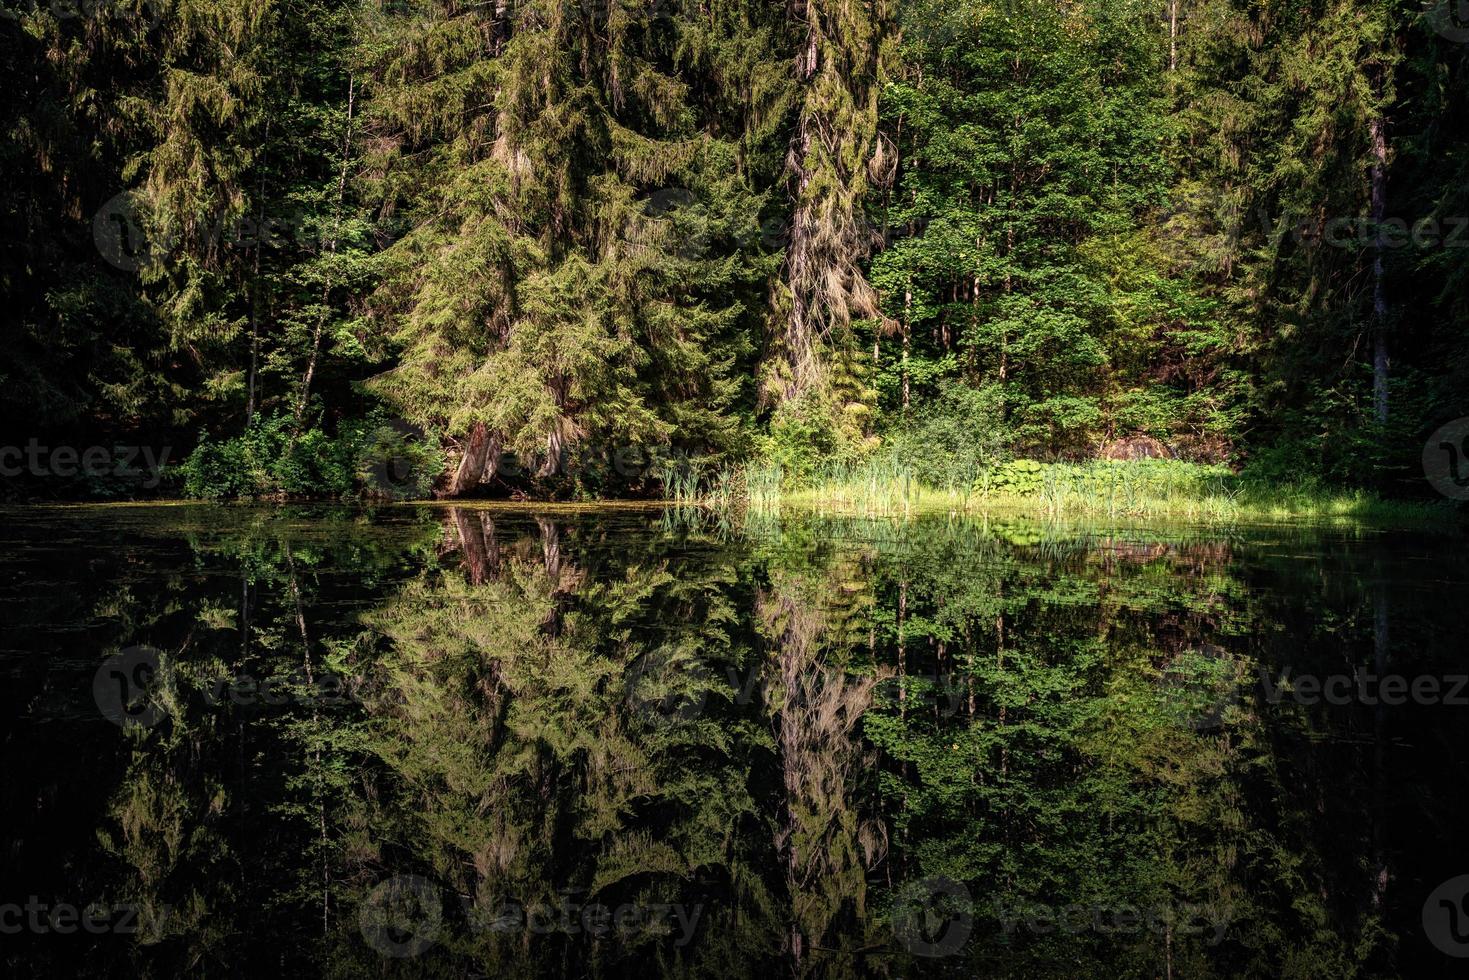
[3,0,1468,506]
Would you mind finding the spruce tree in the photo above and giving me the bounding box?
[360,0,787,495]
[763,0,895,437]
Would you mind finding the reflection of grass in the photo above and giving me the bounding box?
[705,459,1459,527]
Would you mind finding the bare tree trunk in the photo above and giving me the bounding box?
[245,118,271,430]
[492,0,510,52]
[1369,114,1389,425]
[1168,0,1178,73]
[294,74,355,429]
[446,422,501,497]
[901,281,912,412]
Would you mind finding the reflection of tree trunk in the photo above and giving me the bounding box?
[898,579,907,716]
[285,545,330,935]
[451,508,500,585]
[996,608,1007,778]
[537,518,573,637]
[759,586,887,972]
[1370,566,1390,909]
[537,518,561,581]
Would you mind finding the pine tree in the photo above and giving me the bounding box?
[360,0,787,496]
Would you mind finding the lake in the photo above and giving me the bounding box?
[1,504,1466,977]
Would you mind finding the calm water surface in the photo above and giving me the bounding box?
[1,504,1466,977]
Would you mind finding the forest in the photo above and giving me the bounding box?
[3,0,1467,504]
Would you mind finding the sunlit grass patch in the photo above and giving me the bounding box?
[706,457,1458,527]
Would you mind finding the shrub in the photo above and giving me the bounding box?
[180,412,442,500]
[761,394,867,485]
[888,382,1008,489]
[979,458,1046,495]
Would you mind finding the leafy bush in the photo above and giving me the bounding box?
[979,458,1046,495]
[760,394,868,485]
[180,412,442,500]
[973,458,1234,500]
[888,382,1008,489]
[353,417,444,500]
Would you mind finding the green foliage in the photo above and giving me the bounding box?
[2,0,1465,504]
[11,503,1464,972]
[972,458,1234,500]
[981,458,1046,496]
[758,394,871,485]
[870,0,1178,457]
[886,381,1008,489]
[179,411,441,499]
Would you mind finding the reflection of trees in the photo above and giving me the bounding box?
[343,510,778,976]
[20,507,1442,977]
[347,511,1413,977]
[844,517,1369,978]
[757,545,888,975]
[60,509,440,975]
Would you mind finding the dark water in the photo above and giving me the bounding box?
[1,504,1467,978]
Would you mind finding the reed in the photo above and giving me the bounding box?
[703,457,1457,527]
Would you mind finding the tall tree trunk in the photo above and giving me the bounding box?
[1369,113,1389,425]
[294,73,356,429]
[1168,0,1178,73]
[446,422,501,497]
[245,118,271,431]
[901,281,911,412]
